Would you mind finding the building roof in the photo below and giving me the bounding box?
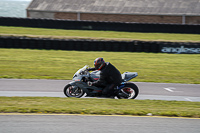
[27,0,200,16]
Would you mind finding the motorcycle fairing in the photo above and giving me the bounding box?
[69,81,102,96]
[90,70,100,81]
[121,72,138,82]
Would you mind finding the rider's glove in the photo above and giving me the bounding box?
[87,81,93,86]
[86,67,91,71]
[86,67,95,71]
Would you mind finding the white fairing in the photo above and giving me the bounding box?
[121,72,138,82]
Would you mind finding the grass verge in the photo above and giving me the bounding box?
[0,97,199,118]
[0,26,200,42]
[0,48,200,84]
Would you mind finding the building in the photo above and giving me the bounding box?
[27,0,200,24]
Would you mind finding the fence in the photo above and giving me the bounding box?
[0,17,200,34]
[0,36,199,54]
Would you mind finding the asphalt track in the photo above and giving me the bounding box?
[0,79,200,133]
[0,79,200,101]
[0,114,200,133]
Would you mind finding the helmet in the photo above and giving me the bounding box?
[94,57,105,70]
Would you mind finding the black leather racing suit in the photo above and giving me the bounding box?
[88,62,122,96]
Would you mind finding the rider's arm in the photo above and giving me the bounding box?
[92,71,107,86]
[87,67,96,71]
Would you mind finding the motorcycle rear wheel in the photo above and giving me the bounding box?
[64,84,85,98]
[116,83,139,99]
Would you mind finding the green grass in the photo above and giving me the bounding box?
[0,26,200,42]
[0,48,200,84]
[0,97,199,118]
[0,27,199,117]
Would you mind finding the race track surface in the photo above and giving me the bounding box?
[0,79,199,101]
[1,79,200,133]
[0,114,200,133]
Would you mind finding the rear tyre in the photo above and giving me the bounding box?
[64,84,85,98]
[117,83,139,99]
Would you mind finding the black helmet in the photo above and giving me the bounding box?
[94,57,105,70]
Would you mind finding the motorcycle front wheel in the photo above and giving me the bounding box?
[64,84,85,98]
[117,83,139,99]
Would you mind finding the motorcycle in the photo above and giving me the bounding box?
[64,65,139,99]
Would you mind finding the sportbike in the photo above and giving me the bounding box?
[64,65,139,99]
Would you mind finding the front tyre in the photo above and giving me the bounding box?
[117,83,139,99]
[64,84,85,98]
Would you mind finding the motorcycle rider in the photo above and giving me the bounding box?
[87,57,122,97]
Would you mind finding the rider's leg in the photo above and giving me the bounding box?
[102,84,115,97]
